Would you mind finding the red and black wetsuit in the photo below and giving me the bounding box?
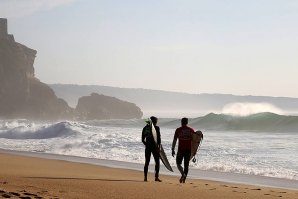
[174,125,195,177]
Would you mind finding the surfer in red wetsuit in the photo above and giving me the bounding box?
[171,117,195,183]
[142,116,162,182]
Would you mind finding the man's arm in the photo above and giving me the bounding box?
[141,127,146,145]
[156,126,161,148]
[171,129,178,157]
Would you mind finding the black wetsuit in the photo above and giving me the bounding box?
[142,124,161,179]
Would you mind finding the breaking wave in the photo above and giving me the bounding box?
[187,112,298,132]
[0,121,78,139]
[222,102,283,116]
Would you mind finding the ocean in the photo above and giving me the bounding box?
[0,117,297,187]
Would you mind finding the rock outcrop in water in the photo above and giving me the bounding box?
[76,93,143,120]
[0,18,73,120]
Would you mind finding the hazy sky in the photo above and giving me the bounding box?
[1,0,298,97]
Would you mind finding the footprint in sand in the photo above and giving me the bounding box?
[2,193,11,198]
[9,192,20,196]
[221,185,229,187]
[24,193,38,197]
[231,186,238,188]
[251,188,262,191]
[205,184,209,186]
[59,190,66,193]
[209,188,216,191]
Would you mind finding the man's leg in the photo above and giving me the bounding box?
[176,151,185,183]
[152,149,161,181]
[144,147,151,181]
[182,150,191,183]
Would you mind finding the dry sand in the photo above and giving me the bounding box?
[0,153,297,199]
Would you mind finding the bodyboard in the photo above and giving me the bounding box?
[151,121,173,172]
[190,130,203,160]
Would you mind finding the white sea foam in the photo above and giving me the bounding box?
[0,121,77,139]
[0,119,297,181]
[222,102,283,116]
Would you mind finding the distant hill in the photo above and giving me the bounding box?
[49,84,298,118]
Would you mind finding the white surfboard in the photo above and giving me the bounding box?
[151,121,173,172]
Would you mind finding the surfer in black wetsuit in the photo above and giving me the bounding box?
[142,116,162,182]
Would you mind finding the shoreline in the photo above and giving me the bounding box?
[1,149,297,191]
[0,150,298,199]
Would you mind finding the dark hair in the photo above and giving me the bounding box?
[150,116,158,125]
[181,117,188,126]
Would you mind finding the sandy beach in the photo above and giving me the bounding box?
[0,153,297,199]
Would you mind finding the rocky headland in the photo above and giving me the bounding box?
[0,18,74,120]
[0,18,142,120]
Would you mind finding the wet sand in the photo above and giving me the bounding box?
[0,153,297,199]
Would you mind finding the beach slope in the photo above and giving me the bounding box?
[0,153,297,199]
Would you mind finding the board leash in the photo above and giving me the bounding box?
[192,136,203,164]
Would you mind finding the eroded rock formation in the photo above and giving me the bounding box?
[76,93,143,120]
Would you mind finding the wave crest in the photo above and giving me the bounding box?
[222,102,283,116]
[187,112,298,132]
[0,122,78,139]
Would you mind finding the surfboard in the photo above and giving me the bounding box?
[151,121,173,172]
[190,130,203,162]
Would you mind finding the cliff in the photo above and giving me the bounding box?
[76,93,143,120]
[0,18,73,120]
[0,18,144,120]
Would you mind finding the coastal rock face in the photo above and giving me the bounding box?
[0,18,143,121]
[0,18,73,120]
[76,93,143,120]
